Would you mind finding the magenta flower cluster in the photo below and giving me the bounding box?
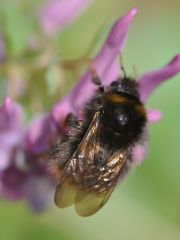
[0,3,179,212]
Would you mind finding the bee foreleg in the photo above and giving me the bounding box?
[65,113,79,128]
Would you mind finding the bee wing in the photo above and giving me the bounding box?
[54,111,127,216]
[74,187,114,217]
[54,111,101,209]
[74,151,126,217]
[54,179,77,208]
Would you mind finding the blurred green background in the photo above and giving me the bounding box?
[0,0,180,239]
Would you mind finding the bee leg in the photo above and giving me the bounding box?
[64,113,79,128]
[92,75,105,93]
[92,76,104,93]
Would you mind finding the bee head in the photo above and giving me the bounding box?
[109,78,140,100]
[103,103,146,144]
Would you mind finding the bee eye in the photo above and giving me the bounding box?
[116,113,128,126]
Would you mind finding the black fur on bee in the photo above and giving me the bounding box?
[49,74,147,217]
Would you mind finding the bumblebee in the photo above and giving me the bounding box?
[50,72,147,217]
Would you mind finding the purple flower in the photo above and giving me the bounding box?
[0,8,180,212]
[138,55,180,102]
[0,97,56,208]
[24,113,58,155]
[0,98,26,200]
[51,8,137,125]
[0,9,138,210]
[22,175,55,213]
[0,97,24,170]
[0,163,27,201]
[38,0,93,36]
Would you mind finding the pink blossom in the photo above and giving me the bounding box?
[38,0,93,36]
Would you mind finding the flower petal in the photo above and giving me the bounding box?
[0,97,24,169]
[138,55,180,102]
[52,9,137,124]
[38,0,93,36]
[24,114,58,154]
[23,176,55,212]
[0,165,27,201]
[132,144,148,165]
[147,109,162,123]
[0,149,11,171]
[0,97,24,132]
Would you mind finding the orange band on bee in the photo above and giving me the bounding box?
[135,105,146,117]
[106,94,128,104]
[107,93,146,117]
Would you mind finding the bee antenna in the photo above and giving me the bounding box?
[119,54,127,79]
[89,61,104,93]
